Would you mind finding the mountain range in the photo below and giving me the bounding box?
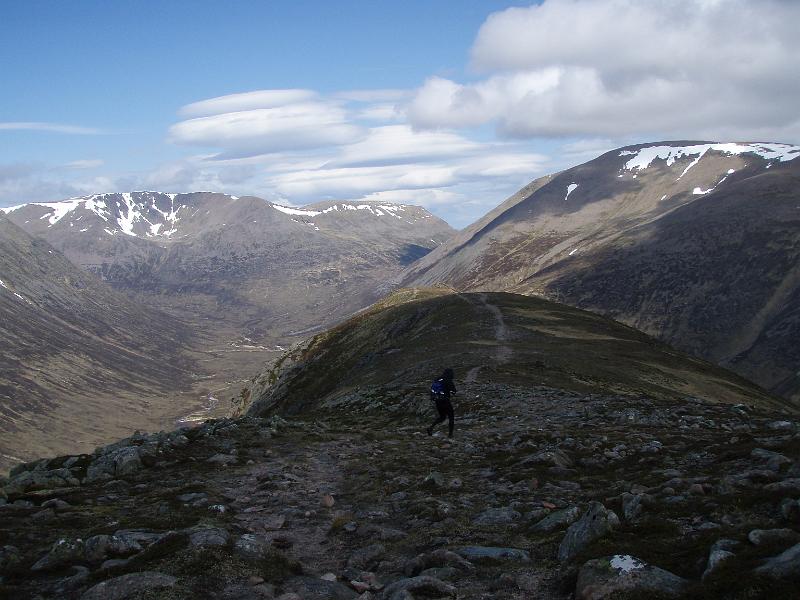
[400,141,800,404]
[0,193,453,466]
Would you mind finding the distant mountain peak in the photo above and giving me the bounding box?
[0,191,436,241]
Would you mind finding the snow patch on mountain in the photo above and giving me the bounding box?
[620,143,800,177]
[564,183,579,201]
[272,202,408,220]
[273,205,321,217]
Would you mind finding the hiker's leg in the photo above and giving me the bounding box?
[446,400,454,437]
[428,401,447,434]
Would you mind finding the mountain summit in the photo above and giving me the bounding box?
[400,141,800,404]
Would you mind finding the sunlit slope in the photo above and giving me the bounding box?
[246,289,788,417]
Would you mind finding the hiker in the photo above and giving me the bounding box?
[427,368,457,438]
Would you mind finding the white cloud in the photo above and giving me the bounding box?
[63,159,104,169]
[326,125,481,168]
[407,0,800,142]
[168,101,367,156]
[179,89,317,118]
[0,122,105,135]
[159,89,551,225]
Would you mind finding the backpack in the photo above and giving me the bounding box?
[430,378,446,397]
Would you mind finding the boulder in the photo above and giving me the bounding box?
[403,549,475,576]
[207,453,238,465]
[521,448,573,468]
[781,498,800,523]
[81,571,177,600]
[421,472,446,491]
[381,575,456,599]
[31,538,86,571]
[473,506,521,525]
[621,493,646,521]
[189,527,230,548]
[558,502,620,563]
[5,468,79,496]
[755,542,800,580]
[84,535,115,564]
[454,546,530,562]
[234,534,271,561]
[531,506,581,533]
[347,544,386,570]
[576,555,689,599]
[702,540,738,581]
[85,447,143,483]
[282,575,357,600]
[748,529,800,547]
[0,545,21,572]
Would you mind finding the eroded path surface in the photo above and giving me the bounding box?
[462,293,514,385]
[2,389,800,599]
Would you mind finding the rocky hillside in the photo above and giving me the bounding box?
[398,142,800,404]
[2,191,454,430]
[0,215,194,472]
[1,290,799,599]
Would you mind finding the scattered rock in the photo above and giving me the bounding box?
[558,502,620,563]
[576,555,689,599]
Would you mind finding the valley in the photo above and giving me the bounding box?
[0,193,454,468]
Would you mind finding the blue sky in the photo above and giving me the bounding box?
[2,0,798,227]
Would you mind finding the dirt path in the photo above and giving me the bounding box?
[478,292,513,364]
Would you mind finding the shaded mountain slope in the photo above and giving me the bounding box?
[399,142,800,403]
[3,289,800,599]
[245,289,787,418]
[0,215,194,471]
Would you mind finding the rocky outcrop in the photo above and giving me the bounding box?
[558,503,620,563]
[576,555,689,599]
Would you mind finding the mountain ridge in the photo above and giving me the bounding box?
[399,140,800,404]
